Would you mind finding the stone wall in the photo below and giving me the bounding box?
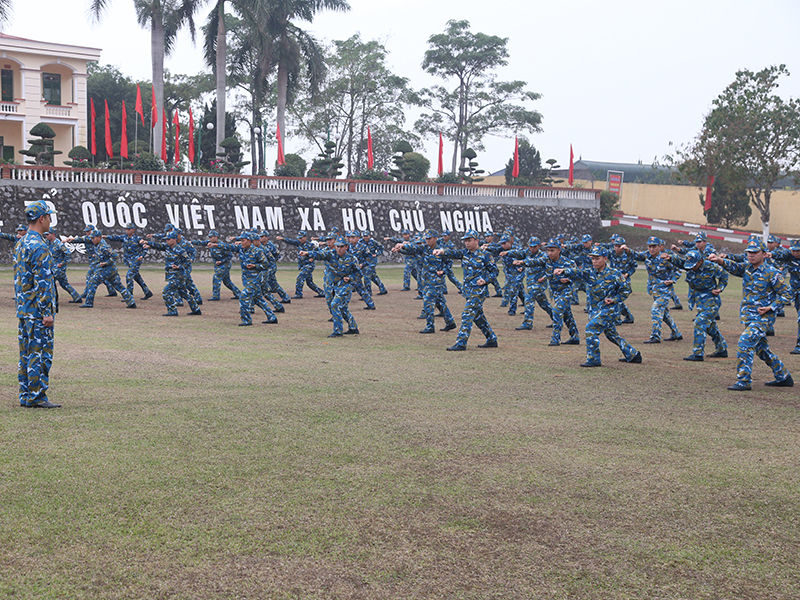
[0,180,600,262]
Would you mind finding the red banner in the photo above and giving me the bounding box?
[438,132,444,177]
[104,100,113,158]
[161,109,167,161]
[512,137,519,178]
[188,108,195,165]
[607,170,624,196]
[173,110,180,164]
[121,100,128,159]
[90,98,96,156]
[276,123,285,166]
[151,86,158,128]
[704,175,715,212]
[135,84,145,126]
[367,126,373,170]
[568,144,574,186]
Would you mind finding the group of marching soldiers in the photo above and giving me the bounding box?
[6,220,799,391]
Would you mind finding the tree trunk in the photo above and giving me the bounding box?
[215,1,227,155]
[277,45,288,154]
[761,189,771,240]
[151,12,165,156]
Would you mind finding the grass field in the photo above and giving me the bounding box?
[1,253,799,599]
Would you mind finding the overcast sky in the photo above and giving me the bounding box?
[6,0,800,174]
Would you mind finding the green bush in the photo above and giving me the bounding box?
[402,152,430,182]
[353,169,393,181]
[275,153,307,177]
[435,172,461,184]
[600,190,620,219]
[393,140,413,154]
[132,152,164,172]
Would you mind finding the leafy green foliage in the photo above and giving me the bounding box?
[458,147,484,184]
[435,172,462,184]
[275,153,307,177]
[307,141,344,178]
[215,136,249,174]
[504,138,544,186]
[132,151,165,172]
[599,191,620,220]
[352,169,392,181]
[19,123,61,165]
[701,176,752,228]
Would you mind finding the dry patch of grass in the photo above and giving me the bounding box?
[0,262,799,599]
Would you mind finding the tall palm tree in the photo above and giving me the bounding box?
[0,0,12,29]
[261,0,350,143]
[90,0,200,154]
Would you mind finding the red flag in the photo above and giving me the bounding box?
[438,132,444,176]
[161,109,167,161]
[104,100,113,158]
[367,126,373,170]
[90,98,97,156]
[276,123,285,166]
[173,110,180,164]
[188,108,195,165]
[135,84,145,126]
[568,144,574,186]
[512,137,519,178]
[704,175,715,212]
[121,100,128,159]
[151,86,158,128]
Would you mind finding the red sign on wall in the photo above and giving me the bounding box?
[607,171,624,196]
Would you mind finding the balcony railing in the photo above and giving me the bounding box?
[44,104,72,118]
[0,164,600,202]
[0,101,20,114]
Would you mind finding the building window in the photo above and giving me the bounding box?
[1,70,13,102]
[0,136,12,161]
[42,73,61,105]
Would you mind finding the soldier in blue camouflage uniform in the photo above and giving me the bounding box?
[232,232,278,326]
[15,201,60,408]
[622,236,682,344]
[439,230,462,293]
[709,240,793,390]
[609,236,637,323]
[434,229,498,351]
[557,245,642,367]
[192,230,241,301]
[669,249,729,361]
[302,237,361,337]
[276,230,324,298]
[252,232,286,314]
[482,230,504,297]
[142,231,202,316]
[485,234,525,315]
[506,236,553,330]
[346,231,377,309]
[260,230,291,303]
[71,224,118,300]
[519,238,580,346]
[770,238,800,354]
[564,234,594,310]
[72,229,137,309]
[46,228,82,303]
[767,234,788,318]
[360,230,388,296]
[384,229,418,290]
[393,229,457,333]
[105,223,153,300]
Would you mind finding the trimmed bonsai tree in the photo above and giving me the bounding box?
[19,123,62,166]
[64,145,91,168]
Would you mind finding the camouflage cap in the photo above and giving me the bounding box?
[361,230,371,237]
[461,229,480,240]
[17,223,27,232]
[684,249,703,269]
[25,201,53,221]
[83,224,95,232]
[745,239,767,253]
[442,229,452,236]
[767,234,780,244]
[90,228,102,237]
[646,235,662,246]
[165,230,179,240]
[581,233,593,243]
[401,228,411,235]
[545,238,561,249]
[499,235,512,244]
[424,228,439,239]
[163,223,175,231]
[528,236,541,247]
[789,239,800,251]
[588,244,607,257]
[208,229,220,238]
[297,230,308,237]
[334,236,347,246]
[613,236,627,245]
[694,231,707,242]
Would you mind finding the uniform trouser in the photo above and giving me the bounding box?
[503,276,526,312]
[735,320,791,385]
[362,263,387,295]
[690,295,727,356]
[212,263,240,299]
[163,274,198,314]
[650,293,681,340]
[402,259,418,289]
[18,318,53,406]
[351,274,375,307]
[670,287,683,308]
[791,288,800,347]
[124,260,151,296]
[187,267,203,304]
[265,267,290,302]
[520,283,553,327]
[239,276,276,325]
[294,264,323,297]
[331,284,357,334]
[82,266,116,298]
[54,269,80,301]
[259,277,284,311]
[487,274,502,295]
[455,293,496,346]
[444,264,461,292]
[585,311,638,364]
[619,302,634,322]
[550,290,580,344]
[422,283,455,330]
[84,268,135,306]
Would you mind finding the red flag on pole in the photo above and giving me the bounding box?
[90,98,97,156]
[438,132,444,176]
[173,110,180,164]
[704,175,715,212]
[367,126,374,170]
[188,108,195,165]
[568,144,574,186]
[512,137,520,178]
[161,109,167,161]
[104,100,113,158]
[121,100,128,159]
[135,84,145,126]
[276,123,285,166]
[151,86,158,128]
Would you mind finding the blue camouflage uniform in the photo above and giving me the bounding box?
[47,230,81,302]
[438,229,498,350]
[397,229,456,333]
[523,239,580,345]
[485,235,526,315]
[671,250,728,359]
[281,231,324,298]
[564,234,594,309]
[346,232,376,309]
[105,224,153,299]
[506,237,553,330]
[237,233,277,326]
[76,224,117,299]
[439,231,462,293]
[360,232,388,296]
[609,236,637,323]
[260,234,291,303]
[771,239,800,353]
[717,239,793,389]
[192,230,241,300]
[387,229,418,290]
[482,231,503,297]
[629,236,682,343]
[74,232,136,308]
[563,245,641,366]
[14,210,56,407]
[252,235,285,313]
[308,239,361,336]
[145,233,200,316]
